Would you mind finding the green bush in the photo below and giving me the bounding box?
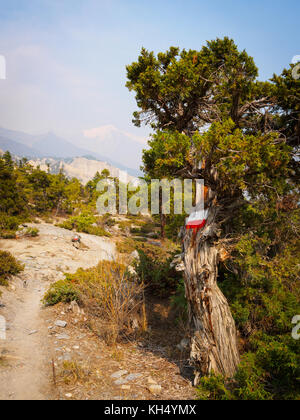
[197,356,272,400]
[171,279,188,322]
[102,215,116,227]
[59,211,110,237]
[0,213,20,238]
[82,225,111,237]
[200,233,300,401]
[24,227,39,237]
[197,374,235,401]
[43,279,80,306]
[1,231,17,239]
[0,251,24,286]
[135,249,182,296]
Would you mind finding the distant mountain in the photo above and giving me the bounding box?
[82,125,146,171]
[0,136,41,158]
[33,132,93,159]
[0,127,37,147]
[0,127,141,177]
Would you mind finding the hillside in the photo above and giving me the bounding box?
[0,127,141,177]
[28,156,138,185]
[0,221,194,400]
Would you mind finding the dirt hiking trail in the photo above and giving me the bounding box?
[0,223,115,400]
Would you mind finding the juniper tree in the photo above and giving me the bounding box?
[126,38,298,380]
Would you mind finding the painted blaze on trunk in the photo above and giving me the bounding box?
[183,205,240,382]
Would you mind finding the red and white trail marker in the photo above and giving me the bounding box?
[186,209,208,234]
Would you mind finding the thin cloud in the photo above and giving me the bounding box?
[83,124,147,145]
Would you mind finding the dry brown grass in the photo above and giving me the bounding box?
[59,361,90,385]
[67,260,147,344]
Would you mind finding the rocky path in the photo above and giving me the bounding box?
[0,223,115,400]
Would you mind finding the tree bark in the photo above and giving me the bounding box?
[160,213,166,239]
[183,206,240,383]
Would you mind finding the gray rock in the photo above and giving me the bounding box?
[130,250,139,260]
[176,338,190,351]
[125,373,142,381]
[56,333,70,340]
[55,320,67,328]
[59,353,71,362]
[146,232,157,238]
[114,379,128,386]
[111,370,128,379]
[147,240,162,247]
[28,330,38,335]
[69,300,81,314]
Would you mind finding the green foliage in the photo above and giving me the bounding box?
[0,213,20,238]
[43,279,80,306]
[24,227,39,237]
[197,358,272,401]
[0,152,27,217]
[135,249,182,296]
[126,38,259,131]
[197,337,300,401]
[165,214,185,240]
[128,37,300,400]
[58,211,111,237]
[197,374,236,401]
[171,278,188,322]
[217,228,300,400]
[143,131,191,177]
[44,260,145,344]
[102,215,116,227]
[0,251,24,286]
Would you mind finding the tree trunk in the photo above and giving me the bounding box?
[160,213,166,239]
[183,206,240,383]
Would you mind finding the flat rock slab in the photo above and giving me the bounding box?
[148,385,162,394]
[114,379,129,386]
[111,370,128,379]
[56,334,70,340]
[124,373,142,381]
[55,320,67,328]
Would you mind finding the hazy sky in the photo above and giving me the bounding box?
[0,0,299,145]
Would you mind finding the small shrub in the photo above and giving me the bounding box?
[58,219,73,230]
[1,231,17,239]
[59,361,88,385]
[43,279,80,306]
[118,220,132,233]
[59,211,110,237]
[0,213,20,238]
[135,249,182,296]
[130,227,141,234]
[69,260,145,343]
[197,374,235,401]
[171,279,188,322]
[82,225,111,237]
[43,260,145,343]
[116,238,137,254]
[24,227,39,237]
[102,215,116,227]
[0,251,24,286]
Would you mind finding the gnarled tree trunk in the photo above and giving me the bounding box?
[183,205,240,383]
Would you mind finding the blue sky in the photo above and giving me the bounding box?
[0,0,299,146]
